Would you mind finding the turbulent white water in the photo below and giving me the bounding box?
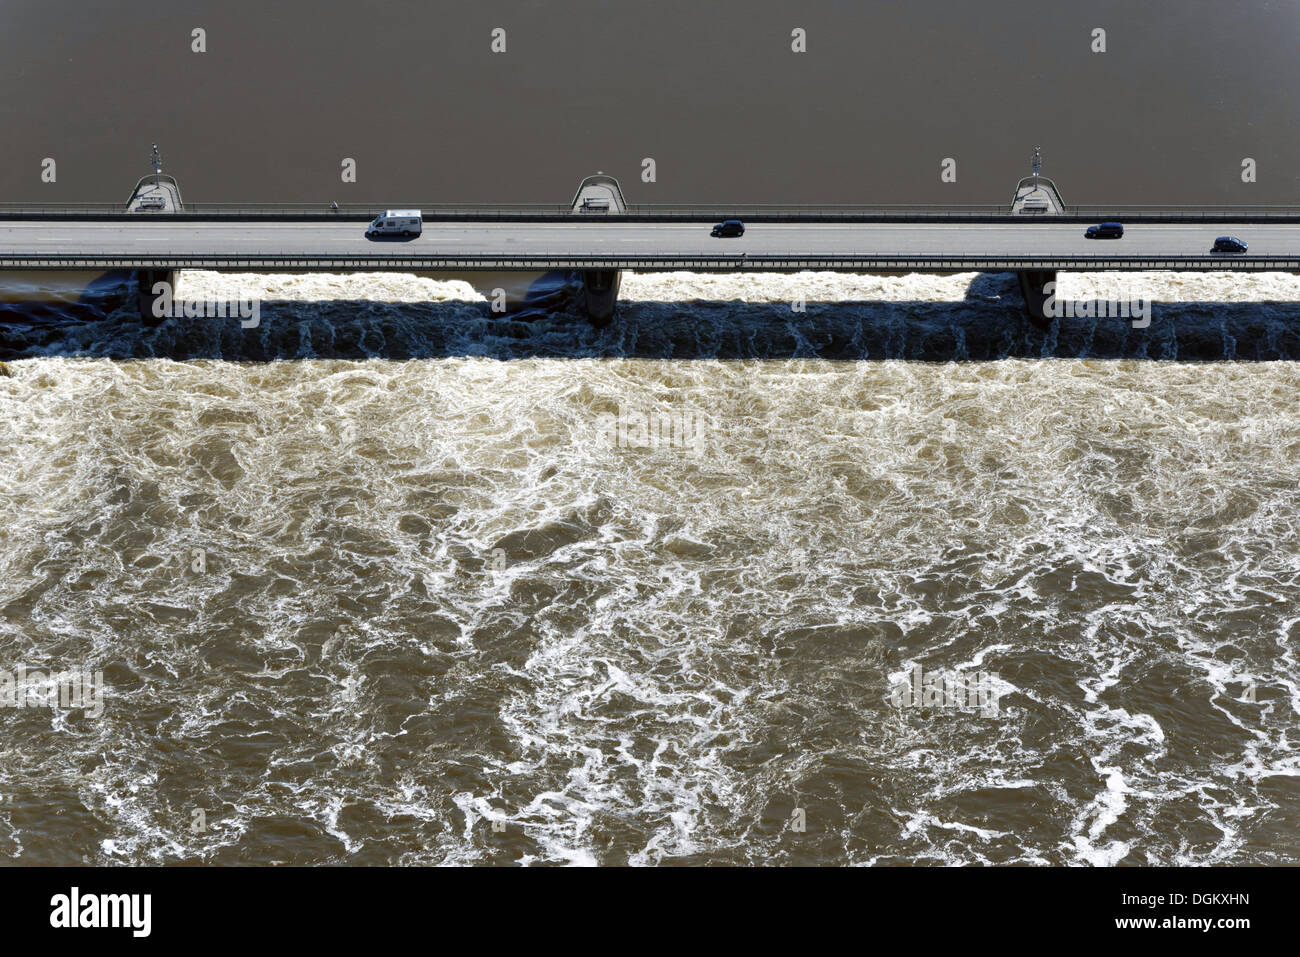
[1,270,1298,865]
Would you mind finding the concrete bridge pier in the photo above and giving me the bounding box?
[581,269,621,327]
[1010,159,1064,327]
[1017,270,1056,327]
[571,173,626,326]
[125,155,184,325]
[135,268,178,325]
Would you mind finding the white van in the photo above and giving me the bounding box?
[366,210,422,238]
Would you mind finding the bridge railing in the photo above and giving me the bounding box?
[5,253,1300,271]
[7,203,1300,222]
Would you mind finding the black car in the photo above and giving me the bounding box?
[1085,222,1124,239]
[1212,236,1248,253]
[711,219,745,238]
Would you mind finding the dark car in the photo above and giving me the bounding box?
[711,219,745,238]
[1085,222,1124,239]
[1212,236,1248,253]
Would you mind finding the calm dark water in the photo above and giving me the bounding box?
[2,0,1299,205]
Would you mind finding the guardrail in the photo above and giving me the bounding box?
[6,203,1300,222]
[126,173,184,209]
[3,254,1298,271]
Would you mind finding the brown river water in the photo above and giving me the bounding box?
[0,270,1297,865]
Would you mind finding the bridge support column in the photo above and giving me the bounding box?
[135,269,177,325]
[1010,158,1064,328]
[582,269,621,327]
[125,157,184,326]
[571,173,626,326]
[1017,269,1056,328]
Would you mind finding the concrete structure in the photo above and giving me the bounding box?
[1011,170,1066,326]
[569,173,625,326]
[8,221,1300,268]
[5,159,1300,325]
[125,166,183,325]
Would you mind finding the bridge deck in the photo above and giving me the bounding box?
[0,221,1295,271]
